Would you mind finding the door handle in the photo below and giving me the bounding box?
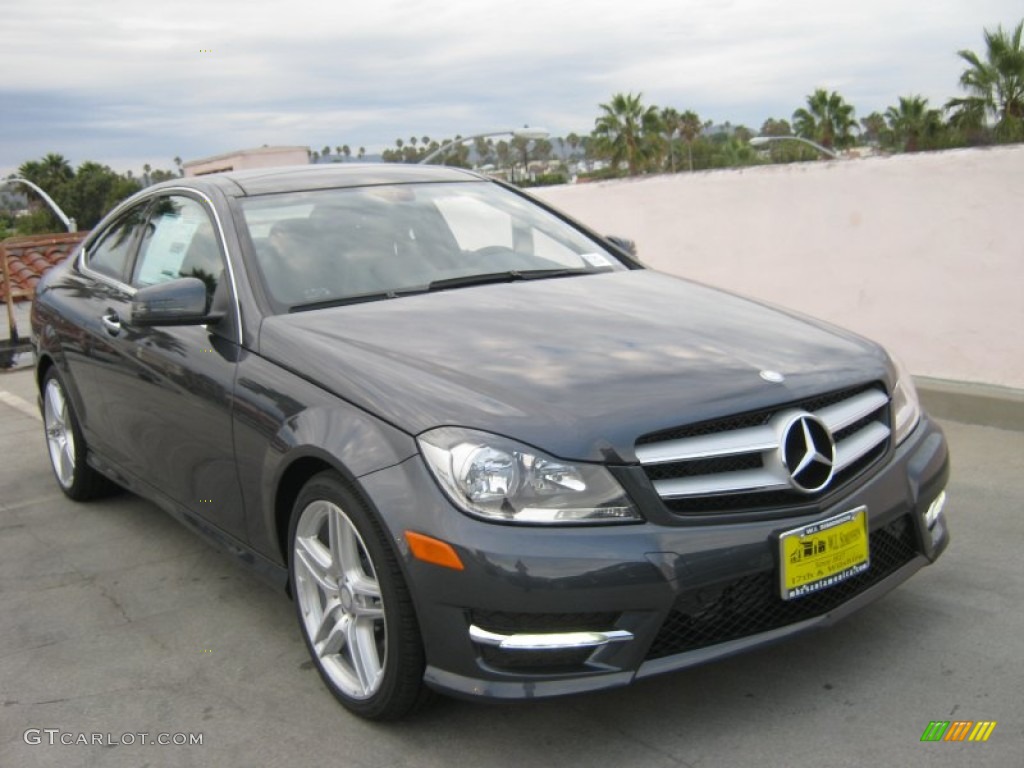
[101,312,122,336]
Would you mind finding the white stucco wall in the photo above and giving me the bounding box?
[535,146,1024,389]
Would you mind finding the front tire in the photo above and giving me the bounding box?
[41,368,115,500]
[289,471,428,720]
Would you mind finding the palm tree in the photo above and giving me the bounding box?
[565,132,581,160]
[885,96,944,152]
[20,153,73,191]
[946,20,1024,142]
[793,89,858,150]
[580,135,599,170]
[678,110,703,172]
[530,138,553,163]
[42,152,73,178]
[17,153,74,224]
[495,140,511,171]
[473,136,492,167]
[661,107,680,173]
[859,112,889,147]
[592,92,663,175]
[510,136,531,177]
[755,117,817,163]
[713,138,761,169]
[760,117,792,136]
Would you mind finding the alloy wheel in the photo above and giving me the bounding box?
[292,499,387,700]
[43,377,76,489]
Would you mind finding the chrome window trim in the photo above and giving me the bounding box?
[77,186,243,342]
[75,208,143,295]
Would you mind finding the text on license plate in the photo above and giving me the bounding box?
[779,507,869,601]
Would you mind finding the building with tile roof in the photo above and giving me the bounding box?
[1,232,85,303]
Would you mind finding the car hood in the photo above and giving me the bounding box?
[257,270,890,463]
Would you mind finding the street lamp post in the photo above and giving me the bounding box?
[1,177,78,348]
[419,127,549,166]
[0,177,77,232]
[749,135,839,160]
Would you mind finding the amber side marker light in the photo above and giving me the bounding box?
[404,531,465,571]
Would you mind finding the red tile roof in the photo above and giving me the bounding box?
[1,232,87,302]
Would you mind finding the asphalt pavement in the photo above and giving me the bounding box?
[0,365,1021,768]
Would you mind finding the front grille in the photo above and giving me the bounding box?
[638,385,867,446]
[645,515,919,660]
[636,382,891,515]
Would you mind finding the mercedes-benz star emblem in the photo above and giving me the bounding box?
[780,414,836,493]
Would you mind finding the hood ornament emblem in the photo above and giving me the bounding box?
[780,413,836,493]
[760,370,785,383]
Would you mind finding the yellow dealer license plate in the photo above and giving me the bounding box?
[779,507,869,600]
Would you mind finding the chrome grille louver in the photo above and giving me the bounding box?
[636,384,891,514]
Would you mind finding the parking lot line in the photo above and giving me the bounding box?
[0,390,41,421]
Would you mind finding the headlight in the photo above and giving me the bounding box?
[891,354,921,445]
[418,427,641,525]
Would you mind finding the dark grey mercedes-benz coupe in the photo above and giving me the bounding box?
[31,164,950,719]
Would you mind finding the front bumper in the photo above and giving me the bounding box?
[360,415,949,700]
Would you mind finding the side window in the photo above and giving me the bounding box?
[86,204,149,281]
[132,195,224,300]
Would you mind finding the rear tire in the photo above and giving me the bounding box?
[41,368,116,501]
[289,471,429,720]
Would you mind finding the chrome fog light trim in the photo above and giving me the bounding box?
[924,490,947,529]
[469,625,634,651]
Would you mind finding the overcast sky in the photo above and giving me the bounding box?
[1,0,1020,176]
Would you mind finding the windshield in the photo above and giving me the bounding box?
[238,181,628,311]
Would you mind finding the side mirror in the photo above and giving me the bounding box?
[130,277,222,327]
[606,235,638,258]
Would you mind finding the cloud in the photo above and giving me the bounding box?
[1,0,1020,175]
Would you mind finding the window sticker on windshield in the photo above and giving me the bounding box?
[581,252,613,268]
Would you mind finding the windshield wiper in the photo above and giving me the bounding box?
[288,286,429,312]
[288,268,603,312]
[427,268,594,292]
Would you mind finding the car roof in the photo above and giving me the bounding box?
[156,163,486,198]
